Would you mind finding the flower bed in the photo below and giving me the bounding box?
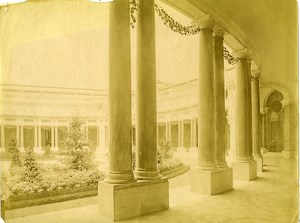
[2,165,104,196]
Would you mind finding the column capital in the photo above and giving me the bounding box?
[232,48,252,60]
[193,14,214,29]
[260,107,269,114]
[213,25,226,37]
[251,69,261,80]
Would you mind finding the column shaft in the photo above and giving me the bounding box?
[261,114,266,148]
[16,126,19,143]
[213,33,228,168]
[135,0,160,180]
[105,0,134,184]
[20,126,24,148]
[1,125,4,148]
[55,126,58,147]
[247,61,254,160]
[198,23,216,170]
[51,126,54,147]
[251,74,262,159]
[34,126,37,148]
[38,126,41,148]
[235,58,251,161]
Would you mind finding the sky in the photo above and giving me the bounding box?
[0,0,199,90]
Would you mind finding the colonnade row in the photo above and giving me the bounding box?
[104,0,263,186]
[0,124,107,152]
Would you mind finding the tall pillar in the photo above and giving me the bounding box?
[168,122,171,142]
[190,119,193,148]
[213,27,229,169]
[247,61,255,161]
[282,101,297,159]
[98,1,168,221]
[34,126,37,149]
[190,18,232,195]
[16,125,20,144]
[181,120,184,147]
[20,125,24,149]
[197,17,216,170]
[38,126,41,149]
[51,126,54,148]
[251,70,263,172]
[1,125,4,149]
[260,108,268,151]
[55,126,58,147]
[135,0,160,180]
[177,120,180,148]
[231,49,257,181]
[103,0,134,184]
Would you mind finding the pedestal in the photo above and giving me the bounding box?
[232,160,257,181]
[190,168,233,195]
[98,180,169,221]
[254,157,263,172]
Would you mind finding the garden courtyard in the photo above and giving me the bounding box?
[1,152,298,223]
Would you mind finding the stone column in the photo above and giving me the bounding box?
[197,17,216,170]
[190,119,193,148]
[38,126,41,149]
[213,27,229,169]
[281,101,297,158]
[168,122,171,142]
[177,121,181,148]
[1,125,4,149]
[247,61,255,161]
[34,126,37,149]
[55,126,58,148]
[135,0,160,180]
[16,125,19,144]
[251,70,263,172]
[260,108,268,151]
[191,17,232,195]
[20,125,24,149]
[104,0,134,184]
[99,2,168,221]
[51,126,54,148]
[232,49,257,180]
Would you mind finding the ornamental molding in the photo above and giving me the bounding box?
[129,1,238,65]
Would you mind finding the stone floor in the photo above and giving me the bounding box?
[4,152,299,223]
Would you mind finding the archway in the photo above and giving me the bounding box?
[265,90,284,152]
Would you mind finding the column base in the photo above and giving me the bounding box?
[134,168,161,181]
[98,179,169,221]
[282,150,297,159]
[232,160,257,181]
[34,147,43,154]
[190,168,233,195]
[254,157,263,172]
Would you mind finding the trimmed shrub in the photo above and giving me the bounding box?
[8,139,22,168]
[23,151,41,183]
[63,118,95,171]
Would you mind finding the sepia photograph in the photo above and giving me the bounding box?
[0,0,298,222]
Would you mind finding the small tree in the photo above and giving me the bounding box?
[23,150,41,183]
[8,139,22,168]
[63,117,95,171]
[157,140,174,165]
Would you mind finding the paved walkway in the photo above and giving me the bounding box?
[5,153,299,223]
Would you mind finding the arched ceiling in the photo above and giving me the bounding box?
[162,0,298,101]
